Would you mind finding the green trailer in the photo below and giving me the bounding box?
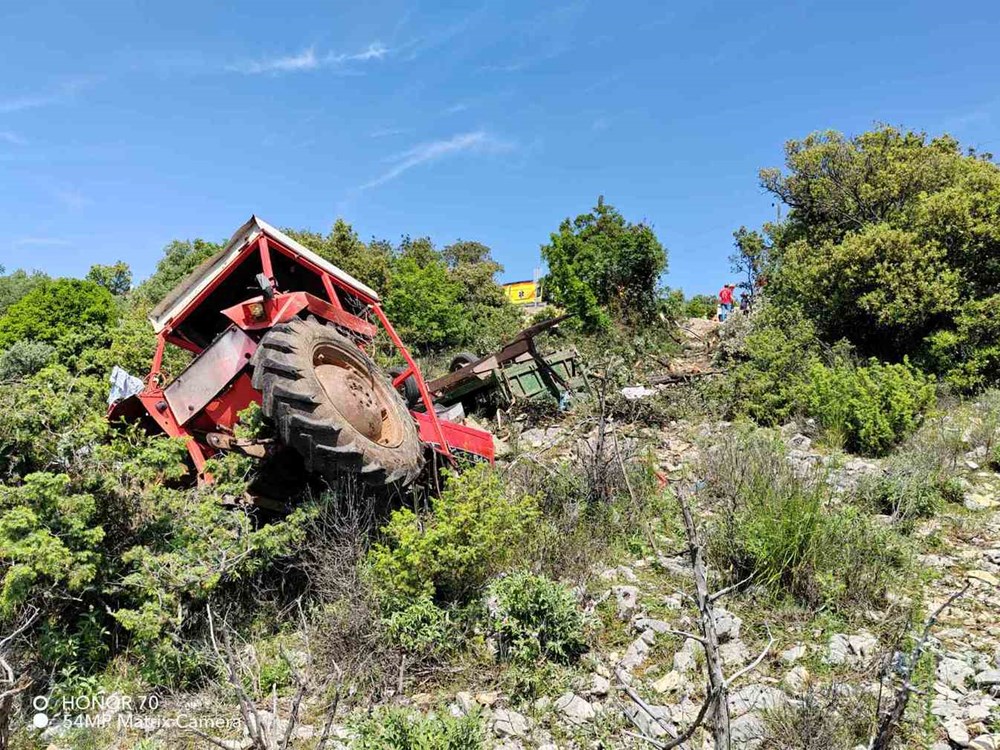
[420,315,588,409]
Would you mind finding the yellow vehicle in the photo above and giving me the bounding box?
[502,280,538,305]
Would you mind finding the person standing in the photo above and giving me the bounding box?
[719,283,734,321]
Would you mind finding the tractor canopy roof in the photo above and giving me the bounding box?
[149,215,380,347]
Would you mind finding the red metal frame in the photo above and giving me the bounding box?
[114,230,494,483]
[220,292,378,339]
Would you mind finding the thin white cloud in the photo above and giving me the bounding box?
[229,42,388,74]
[0,131,26,145]
[232,48,319,74]
[360,131,511,190]
[0,77,95,114]
[0,92,63,114]
[331,42,388,63]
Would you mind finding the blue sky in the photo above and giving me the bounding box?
[1,0,997,295]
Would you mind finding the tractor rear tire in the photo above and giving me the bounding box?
[251,317,424,487]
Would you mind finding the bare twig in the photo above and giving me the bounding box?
[206,603,267,750]
[709,572,757,603]
[616,668,690,749]
[0,607,39,750]
[677,486,731,750]
[623,729,667,748]
[664,629,708,646]
[315,686,342,750]
[870,582,971,750]
[725,633,775,689]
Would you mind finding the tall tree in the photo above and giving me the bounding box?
[87,261,132,296]
[285,219,392,295]
[0,268,50,317]
[753,126,1000,387]
[541,196,666,330]
[137,239,222,305]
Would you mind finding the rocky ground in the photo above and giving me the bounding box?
[47,418,997,750]
[38,321,1000,750]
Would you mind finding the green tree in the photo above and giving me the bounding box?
[752,126,1000,387]
[443,240,522,352]
[0,279,119,363]
[731,226,770,292]
[383,247,464,351]
[86,261,132,296]
[541,196,666,330]
[284,219,392,295]
[0,267,50,316]
[137,239,222,305]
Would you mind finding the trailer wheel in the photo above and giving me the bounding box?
[388,365,421,408]
[449,351,480,372]
[251,318,424,487]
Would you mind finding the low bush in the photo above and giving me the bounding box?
[486,572,586,665]
[351,706,484,750]
[854,471,941,524]
[0,339,55,380]
[885,387,1000,479]
[506,438,667,582]
[721,303,820,426]
[760,686,876,750]
[804,357,935,456]
[367,465,541,611]
[704,428,912,612]
[383,595,452,655]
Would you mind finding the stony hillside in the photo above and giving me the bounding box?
[33,320,1000,750]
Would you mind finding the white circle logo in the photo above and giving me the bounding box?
[32,696,48,712]
[32,712,49,729]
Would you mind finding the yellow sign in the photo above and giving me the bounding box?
[503,280,537,304]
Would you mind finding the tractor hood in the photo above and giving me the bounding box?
[148,215,380,335]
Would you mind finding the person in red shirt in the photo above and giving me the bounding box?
[719,284,735,321]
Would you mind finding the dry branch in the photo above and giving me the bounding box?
[870,581,971,750]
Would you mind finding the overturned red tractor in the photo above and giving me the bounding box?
[109,216,494,487]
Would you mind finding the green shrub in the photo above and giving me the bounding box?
[384,595,451,655]
[0,365,108,477]
[723,303,820,425]
[0,339,55,380]
[684,293,718,319]
[705,429,911,612]
[925,294,1000,392]
[487,572,586,665]
[854,472,941,524]
[0,473,104,617]
[760,686,876,750]
[367,465,540,610]
[0,278,119,364]
[248,636,294,694]
[805,357,935,456]
[351,707,484,750]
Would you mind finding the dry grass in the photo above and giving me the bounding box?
[760,685,877,750]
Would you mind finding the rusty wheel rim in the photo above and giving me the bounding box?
[312,345,405,447]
